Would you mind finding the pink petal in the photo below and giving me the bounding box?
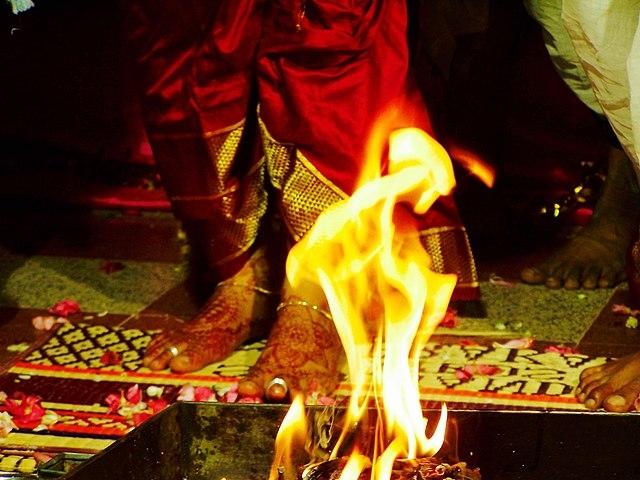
[147,398,169,413]
[223,391,239,403]
[125,385,142,404]
[489,274,515,287]
[544,345,577,355]
[177,385,195,402]
[494,338,534,349]
[48,299,81,317]
[237,396,263,404]
[455,368,473,381]
[439,308,458,328]
[194,387,215,402]
[474,364,502,375]
[100,350,122,366]
[104,393,122,413]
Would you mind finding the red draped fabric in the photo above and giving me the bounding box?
[125,0,479,300]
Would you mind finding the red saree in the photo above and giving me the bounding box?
[126,0,479,300]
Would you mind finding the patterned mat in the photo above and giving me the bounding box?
[0,321,609,476]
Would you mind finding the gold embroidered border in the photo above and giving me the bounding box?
[420,226,479,288]
[180,123,267,266]
[259,118,347,240]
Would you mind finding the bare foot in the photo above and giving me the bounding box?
[521,148,640,289]
[143,248,280,373]
[238,295,344,402]
[576,352,640,411]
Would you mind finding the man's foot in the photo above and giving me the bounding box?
[521,147,640,289]
[237,296,344,402]
[576,352,640,411]
[143,248,280,373]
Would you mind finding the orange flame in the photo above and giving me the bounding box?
[279,122,458,480]
[270,395,308,480]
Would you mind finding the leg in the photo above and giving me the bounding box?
[144,245,282,372]
[521,147,640,289]
[238,281,344,401]
[126,0,279,371]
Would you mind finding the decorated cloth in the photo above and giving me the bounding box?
[125,0,479,300]
[525,0,640,181]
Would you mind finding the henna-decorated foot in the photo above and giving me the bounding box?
[576,352,640,412]
[238,295,344,402]
[143,247,280,373]
[521,147,640,290]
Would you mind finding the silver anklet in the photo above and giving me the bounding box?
[276,300,333,321]
[216,280,277,296]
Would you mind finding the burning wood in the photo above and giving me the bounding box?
[302,458,481,480]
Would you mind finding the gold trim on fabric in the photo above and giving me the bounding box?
[420,226,479,288]
[259,117,347,240]
[201,124,267,266]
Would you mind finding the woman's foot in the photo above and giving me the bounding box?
[521,148,640,289]
[143,247,280,373]
[576,352,640,411]
[238,295,344,402]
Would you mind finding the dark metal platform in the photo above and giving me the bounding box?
[64,403,640,480]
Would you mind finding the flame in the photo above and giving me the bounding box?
[270,395,308,480]
[281,123,459,480]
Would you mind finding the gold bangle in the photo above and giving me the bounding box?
[216,280,277,296]
[276,300,333,322]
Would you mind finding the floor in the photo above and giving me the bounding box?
[0,202,637,477]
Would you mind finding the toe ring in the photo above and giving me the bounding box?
[265,376,289,395]
[167,345,180,358]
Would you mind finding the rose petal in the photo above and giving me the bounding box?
[456,364,502,381]
[125,384,142,404]
[237,396,263,404]
[493,338,534,350]
[104,393,122,413]
[0,411,16,437]
[147,398,169,413]
[100,260,126,275]
[194,387,215,402]
[455,368,473,381]
[48,299,81,318]
[146,386,164,398]
[612,304,640,316]
[100,350,122,366]
[489,274,515,287]
[177,385,195,402]
[132,412,153,426]
[223,391,239,403]
[439,308,458,329]
[544,345,577,355]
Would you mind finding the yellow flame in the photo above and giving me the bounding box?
[270,395,308,480]
[287,125,457,480]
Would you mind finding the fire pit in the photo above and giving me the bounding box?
[65,402,640,480]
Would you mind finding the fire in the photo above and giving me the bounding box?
[271,124,460,480]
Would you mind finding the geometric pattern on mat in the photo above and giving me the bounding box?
[25,323,159,371]
[19,323,608,411]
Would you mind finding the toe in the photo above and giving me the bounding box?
[598,267,618,288]
[603,379,640,412]
[563,267,582,290]
[579,364,605,383]
[545,276,562,289]
[580,376,608,403]
[169,350,207,373]
[581,266,601,290]
[143,335,170,367]
[520,267,546,285]
[238,379,264,399]
[584,382,615,410]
